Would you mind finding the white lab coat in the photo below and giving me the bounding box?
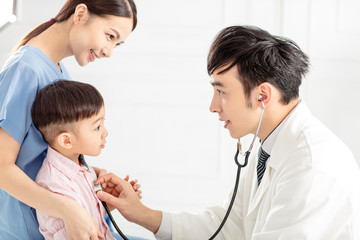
[171,101,360,239]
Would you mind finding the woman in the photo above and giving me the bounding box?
[0,0,137,239]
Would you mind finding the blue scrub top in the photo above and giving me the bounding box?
[0,45,71,239]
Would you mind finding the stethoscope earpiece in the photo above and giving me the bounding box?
[209,96,265,240]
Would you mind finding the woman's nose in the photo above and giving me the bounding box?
[101,47,113,58]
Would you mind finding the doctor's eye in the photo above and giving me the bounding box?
[216,89,224,96]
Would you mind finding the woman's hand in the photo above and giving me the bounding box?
[0,129,103,239]
[61,198,104,240]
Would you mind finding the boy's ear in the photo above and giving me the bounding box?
[57,132,73,149]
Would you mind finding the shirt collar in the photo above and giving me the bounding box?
[46,146,90,180]
[78,154,89,169]
[261,100,301,155]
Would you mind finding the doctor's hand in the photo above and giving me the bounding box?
[124,174,142,199]
[95,173,143,220]
[93,166,108,178]
[95,173,162,234]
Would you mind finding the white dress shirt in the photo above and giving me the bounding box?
[155,102,301,240]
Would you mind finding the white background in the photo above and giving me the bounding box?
[1,0,360,239]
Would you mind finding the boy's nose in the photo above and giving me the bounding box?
[103,127,108,138]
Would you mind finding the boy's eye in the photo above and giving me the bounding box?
[95,125,101,131]
[217,89,224,95]
[109,34,115,40]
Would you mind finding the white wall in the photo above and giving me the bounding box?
[1,0,360,238]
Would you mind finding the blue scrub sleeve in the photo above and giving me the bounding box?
[0,61,39,144]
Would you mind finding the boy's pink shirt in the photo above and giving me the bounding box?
[35,146,115,240]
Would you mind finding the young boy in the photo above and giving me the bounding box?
[31,80,140,239]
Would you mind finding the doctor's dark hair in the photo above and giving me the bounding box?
[31,80,104,144]
[15,0,137,50]
[207,25,309,104]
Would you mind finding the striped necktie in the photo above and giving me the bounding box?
[257,147,270,186]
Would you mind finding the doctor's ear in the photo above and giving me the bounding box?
[256,83,272,103]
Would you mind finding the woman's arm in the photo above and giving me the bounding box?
[0,128,104,240]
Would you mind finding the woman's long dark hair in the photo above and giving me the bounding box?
[15,0,137,51]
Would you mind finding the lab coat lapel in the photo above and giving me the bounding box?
[243,144,260,212]
[247,163,271,217]
[243,101,313,237]
[245,101,310,222]
[243,156,271,239]
[245,103,307,217]
[243,142,270,218]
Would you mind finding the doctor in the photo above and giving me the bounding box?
[96,25,360,239]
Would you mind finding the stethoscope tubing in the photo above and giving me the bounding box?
[99,102,265,240]
[102,201,129,240]
[94,183,129,240]
[209,150,250,240]
[209,100,264,239]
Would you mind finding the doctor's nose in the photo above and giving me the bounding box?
[210,96,220,113]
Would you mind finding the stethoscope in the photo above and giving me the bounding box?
[93,96,265,240]
[209,96,265,240]
[93,184,130,240]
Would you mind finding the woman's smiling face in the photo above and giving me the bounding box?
[69,14,133,66]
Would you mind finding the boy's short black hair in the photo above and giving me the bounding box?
[207,25,310,104]
[31,80,104,144]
